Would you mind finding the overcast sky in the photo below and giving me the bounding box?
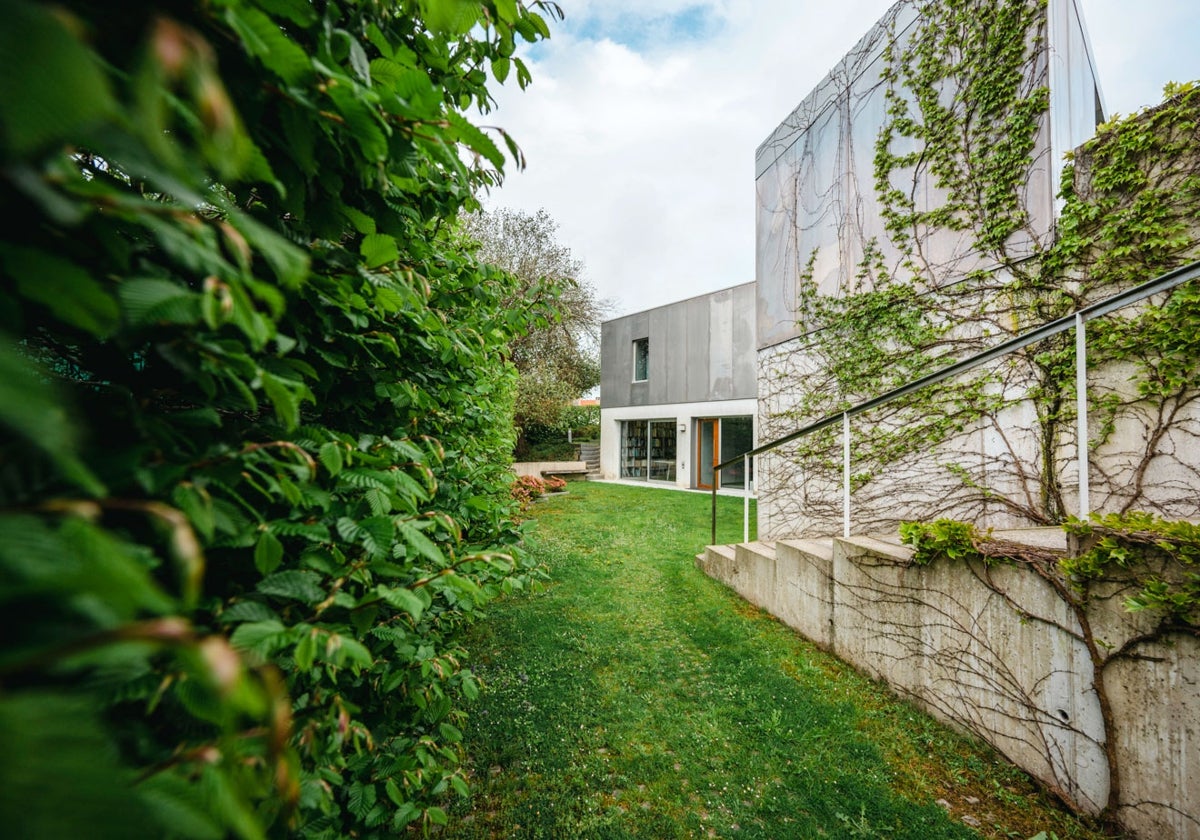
[481,0,1199,319]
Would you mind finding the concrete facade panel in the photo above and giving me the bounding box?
[601,283,755,410]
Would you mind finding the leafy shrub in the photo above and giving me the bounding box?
[0,0,562,837]
[524,440,580,461]
[899,519,988,565]
[511,475,548,511]
[1063,512,1200,622]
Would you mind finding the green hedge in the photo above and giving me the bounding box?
[0,1,561,836]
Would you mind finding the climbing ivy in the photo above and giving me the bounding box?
[1063,512,1200,623]
[773,3,1200,826]
[777,0,1060,521]
[875,0,1049,265]
[779,0,1200,526]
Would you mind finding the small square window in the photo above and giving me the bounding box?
[633,337,649,382]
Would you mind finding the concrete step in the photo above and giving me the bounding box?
[578,442,600,477]
[695,543,737,578]
[774,537,836,649]
[777,537,834,562]
[732,541,778,613]
[696,527,1061,660]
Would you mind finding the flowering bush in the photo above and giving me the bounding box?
[545,476,568,493]
[512,475,548,511]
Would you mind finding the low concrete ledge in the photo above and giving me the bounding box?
[513,461,589,480]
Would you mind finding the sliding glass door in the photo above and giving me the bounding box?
[621,420,677,481]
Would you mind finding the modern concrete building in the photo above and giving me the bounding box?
[754,0,1109,538]
[700,2,1200,837]
[599,282,757,490]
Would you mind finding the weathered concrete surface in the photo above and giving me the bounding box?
[697,535,1198,839]
[775,539,835,649]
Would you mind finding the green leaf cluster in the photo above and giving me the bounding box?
[1063,513,1200,623]
[899,519,988,566]
[0,0,562,836]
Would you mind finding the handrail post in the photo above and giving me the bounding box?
[842,411,851,538]
[743,454,751,543]
[1076,312,1090,519]
[710,479,717,545]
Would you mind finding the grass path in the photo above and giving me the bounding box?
[449,482,1112,839]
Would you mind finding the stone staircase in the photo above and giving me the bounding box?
[578,441,600,479]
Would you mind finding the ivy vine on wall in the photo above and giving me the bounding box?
[774,0,1200,530]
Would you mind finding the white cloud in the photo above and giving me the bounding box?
[482,0,1200,318]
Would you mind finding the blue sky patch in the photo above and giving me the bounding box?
[568,5,721,51]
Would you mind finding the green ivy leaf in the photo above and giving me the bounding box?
[230,619,290,657]
[0,342,103,496]
[418,0,479,35]
[376,585,425,621]
[223,6,311,84]
[361,233,399,269]
[0,693,152,838]
[396,519,446,566]
[319,442,344,476]
[119,278,203,327]
[257,570,324,603]
[447,111,504,170]
[293,629,318,670]
[327,83,388,162]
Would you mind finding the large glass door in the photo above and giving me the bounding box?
[622,420,676,481]
[620,420,647,478]
[697,419,719,489]
[720,416,754,489]
[696,416,753,490]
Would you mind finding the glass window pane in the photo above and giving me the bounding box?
[720,416,754,488]
[621,420,647,479]
[648,421,676,481]
[633,338,649,381]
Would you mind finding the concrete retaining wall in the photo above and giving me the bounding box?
[697,537,1199,839]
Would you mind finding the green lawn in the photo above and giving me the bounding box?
[449,482,1113,839]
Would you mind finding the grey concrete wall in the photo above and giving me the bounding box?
[696,538,1199,839]
[755,0,1102,350]
[601,282,756,409]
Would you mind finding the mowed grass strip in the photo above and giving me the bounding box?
[450,482,1113,840]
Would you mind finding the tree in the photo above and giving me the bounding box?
[460,207,608,444]
[0,0,562,836]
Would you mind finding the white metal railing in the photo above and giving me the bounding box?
[710,259,1200,545]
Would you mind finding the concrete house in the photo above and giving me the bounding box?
[754,0,1108,537]
[598,283,757,490]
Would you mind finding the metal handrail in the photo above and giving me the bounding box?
[710,258,1200,545]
